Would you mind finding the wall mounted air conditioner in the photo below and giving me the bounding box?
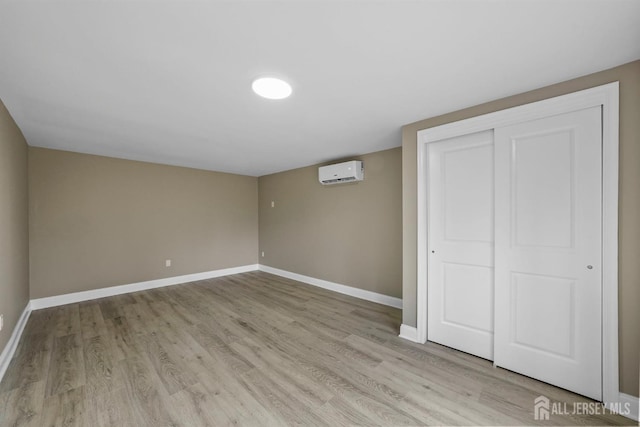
[318,160,364,185]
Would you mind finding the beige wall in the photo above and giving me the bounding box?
[259,148,402,298]
[0,99,30,353]
[29,148,258,299]
[402,60,640,396]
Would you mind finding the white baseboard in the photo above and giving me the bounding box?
[30,264,259,310]
[615,392,639,422]
[399,324,420,342]
[258,265,402,309]
[0,303,32,384]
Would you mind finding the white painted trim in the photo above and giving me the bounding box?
[258,265,403,309]
[615,393,639,422]
[0,303,32,384]
[415,82,619,404]
[399,324,419,342]
[600,84,620,407]
[416,122,429,343]
[30,264,259,310]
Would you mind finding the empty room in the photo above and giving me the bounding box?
[0,1,639,426]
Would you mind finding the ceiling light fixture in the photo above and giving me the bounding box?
[252,77,292,100]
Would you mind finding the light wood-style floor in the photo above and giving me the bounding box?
[0,271,633,426]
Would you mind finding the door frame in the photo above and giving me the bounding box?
[415,82,619,404]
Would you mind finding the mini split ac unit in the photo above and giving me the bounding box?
[318,160,364,185]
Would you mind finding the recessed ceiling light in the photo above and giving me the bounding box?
[252,77,292,100]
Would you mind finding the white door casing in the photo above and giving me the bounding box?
[414,82,619,405]
[427,130,495,360]
[493,107,602,400]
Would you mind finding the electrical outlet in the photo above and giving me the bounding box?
[261,251,265,257]
[271,201,275,208]
[0,314,3,331]
[165,259,171,267]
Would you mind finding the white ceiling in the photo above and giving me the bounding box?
[1,1,639,177]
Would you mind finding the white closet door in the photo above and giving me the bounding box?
[494,107,602,400]
[427,130,494,360]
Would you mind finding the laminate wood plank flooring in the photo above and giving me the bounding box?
[0,271,634,426]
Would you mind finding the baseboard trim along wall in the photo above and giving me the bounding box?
[29,264,260,310]
[0,304,32,384]
[258,265,403,309]
[28,263,403,311]
[399,324,420,342]
[616,393,639,422]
